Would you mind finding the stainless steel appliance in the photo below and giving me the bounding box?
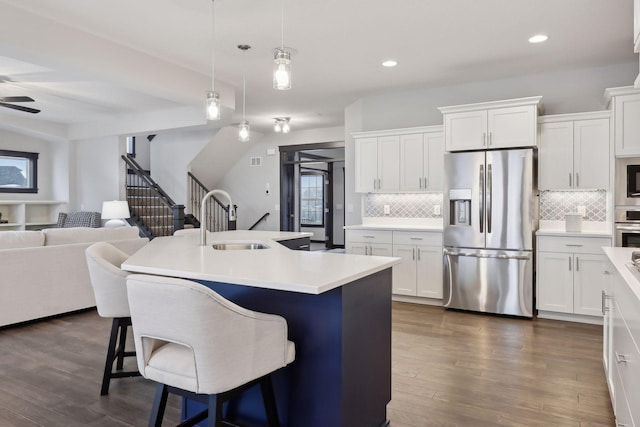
[443,148,537,318]
[615,208,640,247]
[615,157,640,206]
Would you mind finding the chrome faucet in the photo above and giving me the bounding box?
[200,189,236,246]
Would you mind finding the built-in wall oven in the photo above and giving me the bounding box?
[615,157,640,206]
[615,209,640,247]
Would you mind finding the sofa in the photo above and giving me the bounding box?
[0,227,148,327]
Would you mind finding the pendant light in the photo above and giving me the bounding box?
[238,44,251,142]
[274,117,290,133]
[273,0,292,90]
[206,0,220,120]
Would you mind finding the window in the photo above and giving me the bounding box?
[300,173,324,226]
[0,150,38,193]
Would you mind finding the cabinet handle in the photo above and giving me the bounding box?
[489,131,492,146]
[378,178,381,190]
[412,248,415,260]
[615,352,628,364]
[569,173,572,187]
[569,257,572,271]
[419,177,422,189]
[565,244,583,247]
[410,237,423,240]
[601,290,606,315]
[603,270,611,275]
[576,173,579,187]
[417,248,421,261]
[363,235,375,238]
[425,177,428,188]
[482,132,486,146]
[576,257,579,272]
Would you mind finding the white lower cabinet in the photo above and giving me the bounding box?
[346,228,443,300]
[537,235,611,318]
[345,229,393,257]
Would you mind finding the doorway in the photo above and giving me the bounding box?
[280,142,345,249]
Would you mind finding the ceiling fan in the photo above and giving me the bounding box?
[0,96,40,114]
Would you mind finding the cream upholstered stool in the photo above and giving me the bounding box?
[85,242,141,395]
[126,274,296,427]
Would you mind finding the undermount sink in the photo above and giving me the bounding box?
[211,242,269,250]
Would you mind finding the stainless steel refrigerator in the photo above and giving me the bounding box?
[443,148,537,317]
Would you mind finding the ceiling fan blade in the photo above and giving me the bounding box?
[0,96,35,102]
[0,102,40,114]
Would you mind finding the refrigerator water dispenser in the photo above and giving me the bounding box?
[448,189,472,226]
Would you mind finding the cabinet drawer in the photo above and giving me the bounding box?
[613,303,640,423]
[393,230,442,246]
[537,236,611,254]
[345,229,393,244]
[615,274,640,353]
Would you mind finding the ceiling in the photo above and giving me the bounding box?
[0,0,635,138]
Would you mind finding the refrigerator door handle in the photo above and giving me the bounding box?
[443,248,531,260]
[487,163,492,234]
[479,164,484,233]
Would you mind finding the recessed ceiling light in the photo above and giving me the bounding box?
[382,60,398,67]
[528,34,549,44]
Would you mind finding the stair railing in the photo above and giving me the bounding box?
[249,212,270,230]
[122,155,184,238]
[188,172,237,232]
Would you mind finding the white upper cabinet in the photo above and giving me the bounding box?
[605,87,640,156]
[439,96,542,152]
[353,126,443,193]
[538,112,610,190]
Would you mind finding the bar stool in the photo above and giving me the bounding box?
[126,274,296,427]
[85,242,141,395]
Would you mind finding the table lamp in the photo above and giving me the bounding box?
[102,200,130,228]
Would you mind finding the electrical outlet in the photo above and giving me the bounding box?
[383,205,391,215]
[576,206,586,217]
[434,204,441,215]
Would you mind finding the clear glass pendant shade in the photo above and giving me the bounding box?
[273,49,292,90]
[239,120,250,142]
[206,91,221,120]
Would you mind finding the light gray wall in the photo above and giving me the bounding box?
[216,127,345,231]
[0,129,63,201]
[73,135,121,212]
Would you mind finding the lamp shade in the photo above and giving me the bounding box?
[102,201,130,220]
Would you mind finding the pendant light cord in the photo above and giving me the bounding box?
[280,0,285,49]
[211,0,215,90]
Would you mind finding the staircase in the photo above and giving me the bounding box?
[122,155,184,239]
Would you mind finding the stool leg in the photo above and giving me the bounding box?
[260,375,281,427]
[207,394,222,427]
[100,318,120,396]
[149,384,169,427]
[116,319,128,370]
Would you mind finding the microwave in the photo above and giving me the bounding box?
[615,157,640,206]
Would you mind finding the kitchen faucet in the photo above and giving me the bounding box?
[200,189,236,246]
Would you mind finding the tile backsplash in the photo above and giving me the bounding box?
[539,190,607,222]
[364,193,443,218]
[364,190,608,222]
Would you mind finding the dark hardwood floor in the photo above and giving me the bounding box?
[0,303,613,426]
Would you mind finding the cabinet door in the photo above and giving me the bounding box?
[574,119,610,190]
[416,245,443,299]
[370,243,393,257]
[635,0,639,50]
[444,110,488,151]
[355,137,378,192]
[399,134,424,192]
[573,254,606,316]
[345,242,367,255]
[537,251,574,313]
[538,121,574,190]
[377,136,400,192]
[614,93,640,156]
[487,105,537,149]
[425,132,445,191]
[392,245,417,296]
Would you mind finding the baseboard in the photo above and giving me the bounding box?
[537,310,603,325]
[392,295,443,306]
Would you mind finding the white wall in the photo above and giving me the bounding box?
[216,127,345,231]
[344,62,638,226]
[73,135,122,212]
[0,129,61,201]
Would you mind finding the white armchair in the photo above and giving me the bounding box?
[126,274,295,427]
[85,242,141,395]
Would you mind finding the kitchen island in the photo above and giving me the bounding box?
[122,230,400,427]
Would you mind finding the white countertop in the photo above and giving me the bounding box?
[602,247,640,302]
[122,230,400,295]
[536,221,613,238]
